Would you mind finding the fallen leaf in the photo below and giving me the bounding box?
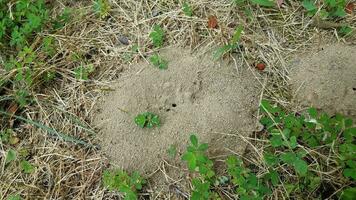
[9,137,20,145]
[7,103,18,115]
[208,15,218,29]
[256,63,266,71]
[345,3,354,14]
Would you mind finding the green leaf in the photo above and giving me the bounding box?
[198,143,209,151]
[343,168,356,180]
[339,26,353,37]
[341,187,356,200]
[280,152,296,165]
[267,170,279,186]
[308,107,317,118]
[302,0,317,15]
[6,149,16,164]
[264,153,279,167]
[20,160,35,174]
[290,136,297,149]
[7,194,21,200]
[231,25,244,44]
[270,135,283,147]
[182,152,196,170]
[182,2,193,16]
[293,158,308,176]
[134,114,146,128]
[190,134,198,147]
[213,44,233,60]
[93,0,111,19]
[250,0,275,7]
[149,25,164,48]
[149,54,168,69]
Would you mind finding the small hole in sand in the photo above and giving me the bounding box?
[353,87,356,91]
[172,103,177,107]
[166,109,170,112]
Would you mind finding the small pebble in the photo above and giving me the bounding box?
[118,36,130,45]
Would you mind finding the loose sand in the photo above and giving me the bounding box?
[94,47,262,173]
[290,44,356,120]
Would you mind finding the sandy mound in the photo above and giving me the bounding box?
[290,44,356,119]
[94,47,261,172]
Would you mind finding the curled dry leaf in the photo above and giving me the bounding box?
[345,3,354,14]
[208,15,218,29]
[256,63,266,71]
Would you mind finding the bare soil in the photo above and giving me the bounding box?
[290,43,356,119]
[93,47,262,173]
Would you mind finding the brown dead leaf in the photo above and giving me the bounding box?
[7,102,18,115]
[345,3,354,14]
[208,15,218,29]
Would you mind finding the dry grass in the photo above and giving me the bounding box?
[0,0,355,199]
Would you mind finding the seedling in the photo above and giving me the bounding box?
[182,135,215,179]
[134,112,160,128]
[303,0,347,18]
[93,0,111,19]
[149,54,168,69]
[102,169,145,200]
[149,25,164,48]
[226,156,271,199]
[213,25,243,60]
[20,160,35,174]
[74,64,94,80]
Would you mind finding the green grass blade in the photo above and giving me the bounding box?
[0,110,95,148]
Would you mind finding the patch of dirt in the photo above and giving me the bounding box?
[290,44,356,119]
[94,47,261,173]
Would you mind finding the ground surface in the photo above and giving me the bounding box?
[94,47,261,172]
[1,0,356,199]
[290,44,356,119]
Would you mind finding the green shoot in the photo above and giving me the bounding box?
[149,54,168,69]
[134,112,160,128]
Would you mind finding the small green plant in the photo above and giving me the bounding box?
[182,135,215,179]
[226,156,271,199]
[74,64,94,80]
[0,0,49,48]
[7,194,21,200]
[302,0,318,16]
[149,54,168,69]
[134,112,160,128]
[42,36,56,57]
[20,160,35,174]
[182,135,215,199]
[303,0,348,18]
[5,149,17,165]
[149,25,164,48]
[93,0,111,19]
[182,2,193,16]
[339,26,353,37]
[259,100,356,198]
[213,25,243,60]
[102,169,145,200]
